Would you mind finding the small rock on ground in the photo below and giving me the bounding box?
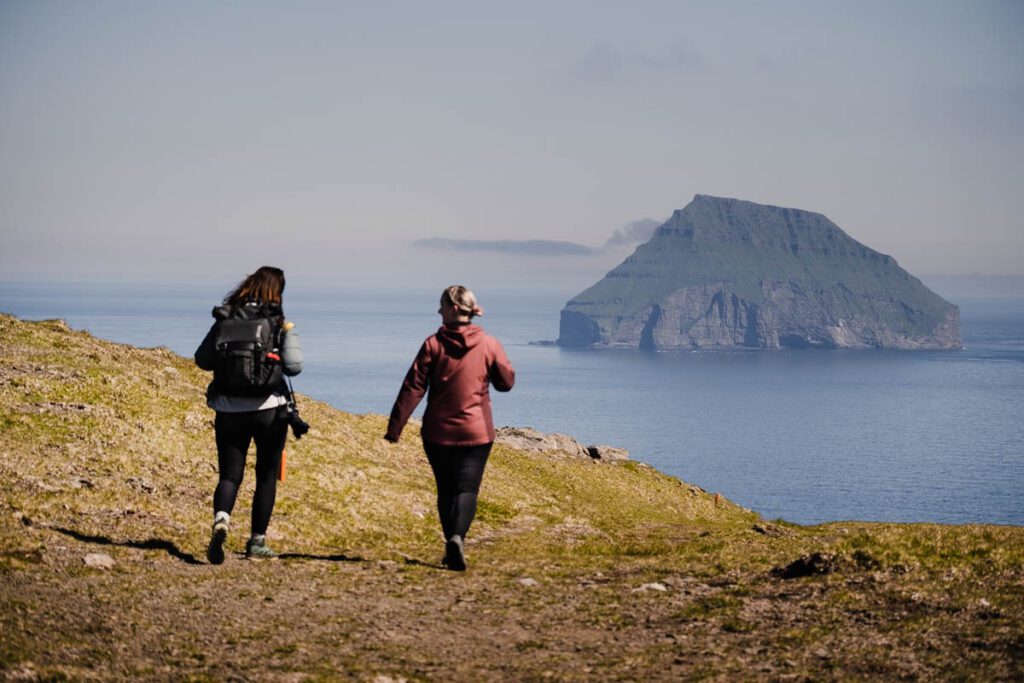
[633,582,668,593]
[84,553,115,569]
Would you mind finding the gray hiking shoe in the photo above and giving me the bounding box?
[444,535,466,571]
[206,515,229,565]
[245,535,277,560]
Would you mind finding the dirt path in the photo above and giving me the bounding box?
[4,517,1023,681]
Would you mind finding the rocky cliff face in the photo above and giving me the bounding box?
[559,195,961,350]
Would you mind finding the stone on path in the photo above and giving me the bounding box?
[633,582,668,593]
[84,552,115,569]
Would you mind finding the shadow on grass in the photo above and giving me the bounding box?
[45,522,397,567]
[402,557,447,570]
[278,552,365,563]
[52,527,202,565]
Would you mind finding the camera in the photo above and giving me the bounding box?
[282,401,310,439]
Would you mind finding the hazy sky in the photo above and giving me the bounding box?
[2,1,1022,290]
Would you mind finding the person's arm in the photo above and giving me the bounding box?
[194,324,217,371]
[279,326,304,376]
[488,338,515,392]
[385,340,434,442]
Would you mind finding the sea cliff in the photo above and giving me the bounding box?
[560,195,961,350]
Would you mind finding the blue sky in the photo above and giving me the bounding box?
[1,1,1021,290]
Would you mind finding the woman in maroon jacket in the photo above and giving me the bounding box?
[385,285,515,571]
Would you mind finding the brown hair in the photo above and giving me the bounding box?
[224,266,286,307]
[442,285,482,318]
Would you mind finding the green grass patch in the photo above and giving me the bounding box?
[473,498,515,525]
[675,593,742,621]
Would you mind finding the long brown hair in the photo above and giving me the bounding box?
[224,266,286,307]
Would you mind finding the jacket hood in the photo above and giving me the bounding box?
[437,324,484,356]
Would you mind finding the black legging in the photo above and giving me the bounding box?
[424,441,492,540]
[213,408,287,536]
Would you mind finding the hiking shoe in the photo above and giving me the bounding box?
[245,536,277,560]
[444,535,466,571]
[206,517,229,565]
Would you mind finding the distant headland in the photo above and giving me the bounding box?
[559,195,962,350]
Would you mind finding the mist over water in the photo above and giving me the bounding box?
[3,280,1022,526]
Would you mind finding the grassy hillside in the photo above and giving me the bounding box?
[1,313,1021,681]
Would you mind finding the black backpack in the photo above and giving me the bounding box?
[211,302,285,397]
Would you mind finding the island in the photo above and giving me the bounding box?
[559,195,961,350]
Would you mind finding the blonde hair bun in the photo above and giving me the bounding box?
[443,285,482,318]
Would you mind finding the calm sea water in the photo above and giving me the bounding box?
[2,280,1022,526]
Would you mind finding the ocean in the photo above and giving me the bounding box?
[2,279,1022,527]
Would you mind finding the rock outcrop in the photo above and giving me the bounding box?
[495,427,629,462]
[559,195,961,350]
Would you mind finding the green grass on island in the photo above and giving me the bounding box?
[1,312,1022,680]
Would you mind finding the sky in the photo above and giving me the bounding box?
[1,0,1022,294]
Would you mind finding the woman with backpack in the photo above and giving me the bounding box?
[194,266,303,563]
[385,285,515,571]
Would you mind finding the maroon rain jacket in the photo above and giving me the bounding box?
[386,324,515,446]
